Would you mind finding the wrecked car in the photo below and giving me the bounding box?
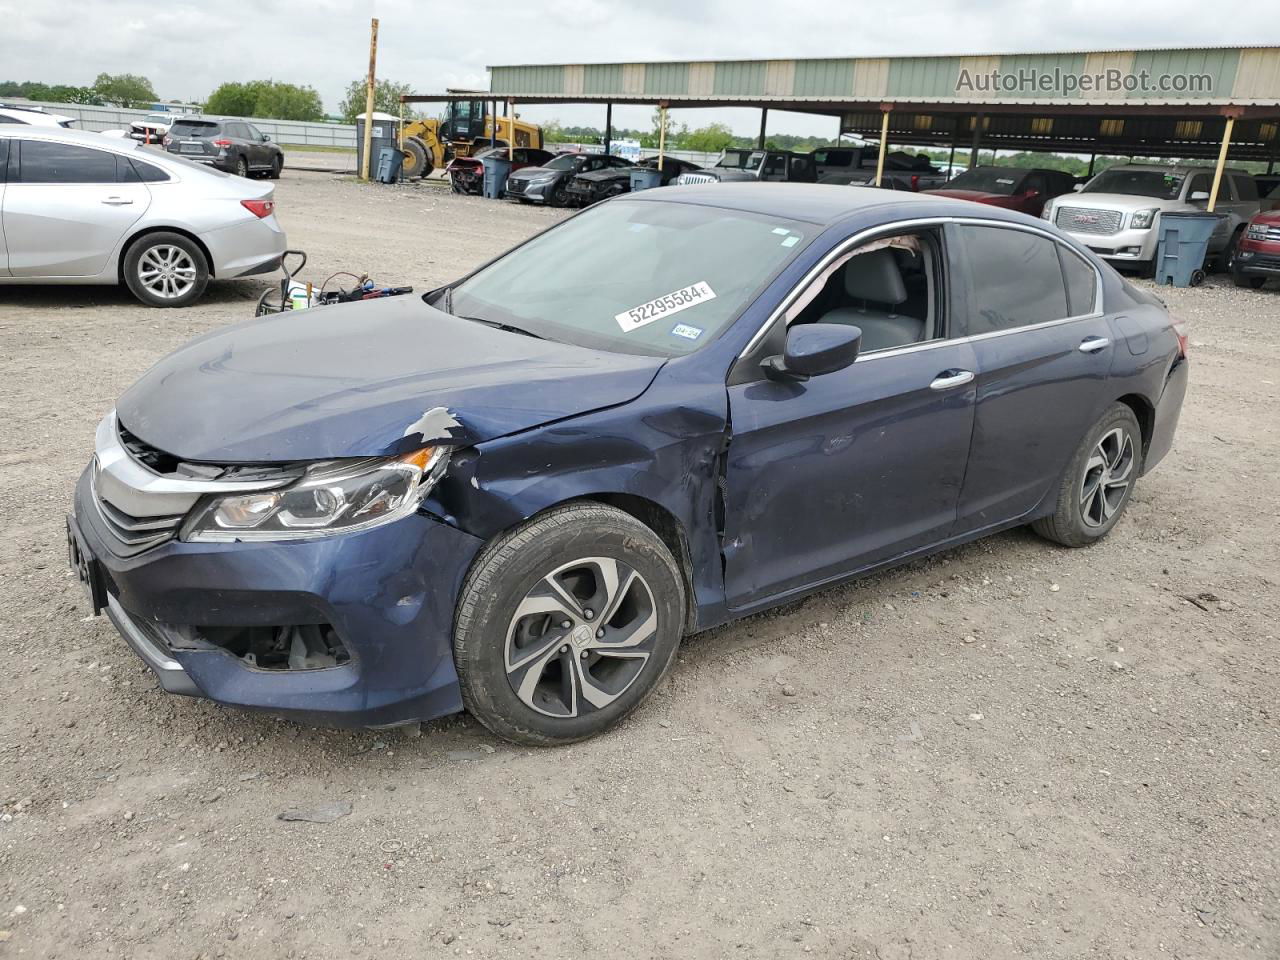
[68,183,1188,745]
[565,155,702,206]
[504,152,632,206]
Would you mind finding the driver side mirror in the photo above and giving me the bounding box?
[261,134,271,142]
[1072,183,1085,192]
[1189,190,1209,201]
[762,323,862,382]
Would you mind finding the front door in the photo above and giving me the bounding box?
[721,226,976,610]
[2,139,149,277]
[948,222,1116,532]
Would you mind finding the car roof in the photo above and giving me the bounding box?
[1108,163,1251,175]
[0,125,130,145]
[630,181,1006,226]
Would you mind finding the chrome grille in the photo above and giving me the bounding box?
[676,173,718,185]
[91,464,185,553]
[1250,225,1280,243]
[1056,206,1124,236]
[505,178,527,194]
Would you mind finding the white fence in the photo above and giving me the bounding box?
[6,99,358,148]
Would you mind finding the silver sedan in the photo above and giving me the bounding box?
[0,127,287,307]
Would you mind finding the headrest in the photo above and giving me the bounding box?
[843,248,907,305]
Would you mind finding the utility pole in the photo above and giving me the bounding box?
[360,17,379,181]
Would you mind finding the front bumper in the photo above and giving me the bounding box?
[1058,225,1160,264]
[71,466,484,727]
[1233,242,1280,277]
[505,179,555,203]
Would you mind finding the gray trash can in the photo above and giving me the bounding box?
[1155,212,1224,287]
[481,155,512,198]
[629,168,663,192]
[375,147,403,184]
[355,112,401,178]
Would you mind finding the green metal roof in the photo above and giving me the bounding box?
[484,46,1280,110]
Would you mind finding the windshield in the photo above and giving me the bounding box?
[545,154,583,171]
[448,199,810,357]
[944,168,1025,195]
[1084,168,1185,200]
[715,150,755,169]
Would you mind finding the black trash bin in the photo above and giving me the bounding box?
[355,112,401,178]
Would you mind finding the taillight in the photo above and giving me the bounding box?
[241,199,275,219]
[911,174,919,190]
[213,138,232,148]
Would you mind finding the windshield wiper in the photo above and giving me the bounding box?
[457,315,546,340]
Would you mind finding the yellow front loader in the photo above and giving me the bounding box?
[399,99,542,179]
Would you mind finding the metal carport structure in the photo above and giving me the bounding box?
[404,45,1280,204]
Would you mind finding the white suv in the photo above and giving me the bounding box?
[1043,164,1261,276]
[0,104,76,128]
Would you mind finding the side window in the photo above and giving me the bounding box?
[1186,173,1212,199]
[956,225,1069,335]
[0,139,8,179]
[247,124,265,141]
[129,156,168,182]
[18,139,118,183]
[1232,175,1258,201]
[788,231,942,353]
[1023,173,1048,195]
[761,154,786,179]
[1058,246,1098,316]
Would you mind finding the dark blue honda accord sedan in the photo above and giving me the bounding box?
[67,184,1188,744]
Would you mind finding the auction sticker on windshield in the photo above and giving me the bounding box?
[616,282,717,333]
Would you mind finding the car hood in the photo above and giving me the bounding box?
[1250,209,1280,227]
[705,169,757,182]
[507,165,566,181]
[925,188,1010,204]
[1054,193,1188,213]
[574,168,629,184]
[116,296,665,464]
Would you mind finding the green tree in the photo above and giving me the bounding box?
[338,78,413,123]
[204,80,323,121]
[679,123,735,153]
[93,72,157,107]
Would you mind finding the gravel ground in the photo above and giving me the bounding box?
[1,171,1277,959]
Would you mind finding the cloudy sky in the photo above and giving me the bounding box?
[1,0,1266,136]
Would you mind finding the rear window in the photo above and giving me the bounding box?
[169,121,220,137]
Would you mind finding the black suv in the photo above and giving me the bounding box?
[164,118,284,179]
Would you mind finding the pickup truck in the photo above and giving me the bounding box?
[675,149,816,185]
[816,149,947,191]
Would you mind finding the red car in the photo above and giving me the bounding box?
[925,166,1077,217]
[1231,210,1280,289]
[446,146,554,195]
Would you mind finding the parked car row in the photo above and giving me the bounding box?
[0,127,287,307]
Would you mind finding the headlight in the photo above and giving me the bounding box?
[186,447,448,542]
[1130,208,1158,230]
[1040,204,1053,221]
[1247,223,1268,241]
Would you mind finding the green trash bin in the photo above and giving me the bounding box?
[1155,212,1224,287]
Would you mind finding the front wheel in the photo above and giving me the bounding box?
[1032,403,1142,547]
[122,232,210,308]
[454,503,686,746]
[1232,269,1266,289]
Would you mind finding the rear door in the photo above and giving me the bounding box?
[949,221,1114,533]
[2,139,149,277]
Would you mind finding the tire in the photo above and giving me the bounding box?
[1232,269,1266,289]
[122,232,210,308]
[268,155,282,179]
[454,503,686,746]
[1133,258,1156,280]
[1032,403,1143,547]
[402,136,432,179]
[234,155,249,178]
[1216,226,1244,273]
[550,184,572,207]
[1190,269,1206,287]
[449,174,466,194]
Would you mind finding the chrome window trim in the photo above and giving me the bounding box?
[735,215,1106,367]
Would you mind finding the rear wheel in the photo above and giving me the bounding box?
[402,137,432,179]
[1217,226,1245,272]
[268,155,282,179]
[1232,269,1266,289]
[123,233,210,308]
[1032,403,1142,547]
[234,155,249,178]
[454,503,685,746]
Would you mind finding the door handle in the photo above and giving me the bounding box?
[101,197,134,206]
[1079,336,1111,353]
[929,369,975,391]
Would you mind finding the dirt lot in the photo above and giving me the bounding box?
[1,170,1277,959]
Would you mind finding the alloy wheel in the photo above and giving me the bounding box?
[504,556,658,718]
[1079,426,1135,528]
[137,245,197,301]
